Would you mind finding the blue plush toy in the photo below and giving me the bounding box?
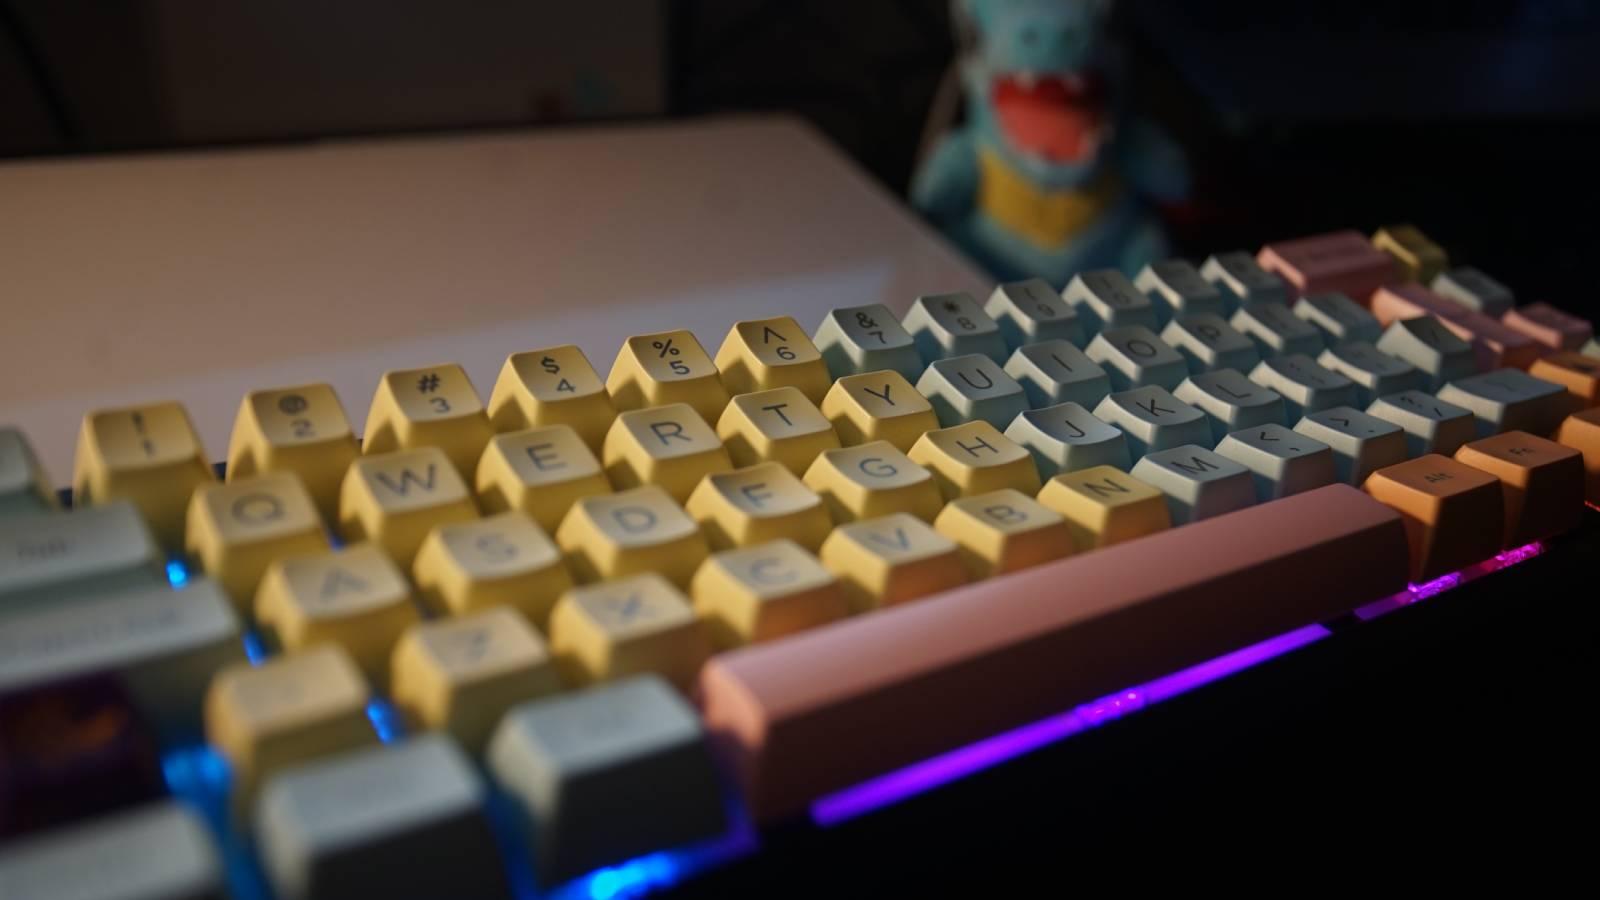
[912,0,1189,284]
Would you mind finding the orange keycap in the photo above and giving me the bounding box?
[1554,407,1600,504]
[1453,432,1584,546]
[1502,303,1593,352]
[1528,352,1600,408]
[1362,455,1504,582]
[1371,285,1540,370]
[1256,231,1397,302]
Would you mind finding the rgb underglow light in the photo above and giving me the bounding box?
[165,557,191,587]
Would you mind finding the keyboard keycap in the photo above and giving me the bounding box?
[1130,445,1256,524]
[903,292,1008,364]
[1249,354,1358,420]
[1002,340,1111,409]
[813,304,924,382]
[1216,424,1337,500]
[714,316,833,403]
[1437,369,1568,437]
[257,735,509,900]
[1293,292,1383,344]
[339,447,479,568]
[803,441,943,524]
[1292,406,1409,486]
[1200,251,1291,308]
[700,483,1407,820]
[1363,455,1504,581]
[1366,390,1477,457]
[1093,386,1212,458]
[1004,402,1131,477]
[1372,285,1540,369]
[487,346,616,451]
[983,279,1084,349]
[1316,341,1422,406]
[1528,352,1600,409]
[602,403,733,503]
[1430,266,1514,318]
[716,387,840,475]
[1454,432,1585,546]
[1230,302,1326,358]
[1502,302,1594,352]
[1135,259,1227,324]
[1257,230,1397,301]
[691,540,847,647]
[185,472,327,611]
[412,512,572,626]
[1371,224,1447,283]
[474,425,612,532]
[256,543,419,683]
[1376,316,1477,390]
[555,486,708,587]
[1173,369,1287,445]
[0,501,162,609]
[821,370,939,451]
[606,330,730,425]
[228,383,361,521]
[0,802,223,900]
[686,461,833,551]
[1085,326,1188,391]
[932,489,1073,578]
[1062,269,1159,334]
[390,608,563,752]
[819,513,967,611]
[908,421,1041,500]
[1555,407,1600,503]
[1159,314,1260,375]
[1036,465,1170,548]
[0,427,57,516]
[917,353,1029,429]
[549,574,709,690]
[487,676,725,882]
[73,402,216,548]
[363,363,494,479]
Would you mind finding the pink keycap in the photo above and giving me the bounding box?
[699,484,1408,821]
[1373,285,1542,370]
[1502,303,1594,351]
[1257,231,1398,302]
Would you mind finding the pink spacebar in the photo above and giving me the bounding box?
[699,484,1408,821]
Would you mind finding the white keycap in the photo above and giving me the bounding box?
[1292,292,1382,344]
[1160,314,1260,375]
[1437,369,1568,437]
[0,501,163,609]
[1583,338,1600,359]
[0,427,57,516]
[903,292,1008,364]
[984,279,1084,349]
[1062,269,1159,335]
[1231,302,1326,358]
[1173,370,1287,445]
[488,675,726,883]
[1249,355,1358,420]
[1135,259,1227,325]
[813,304,924,382]
[1375,317,1477,390]
[1084,326,1188,391]
[1002,340,1111,409]
[1092,387,1211,459]
[1292,407,1409,485]
[1131,445,1256,524]
[1316,341,1422,406]
[0,802,222,900]
[1366,390,1478,456]
[258,735,508,900]
[1430,266,1514,317]
[917,354,1029,429]
[1005,402,1131,477]
[1215,424,1337,500]
[1200,251,1291,309]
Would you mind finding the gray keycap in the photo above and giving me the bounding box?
[1292,292,1382,344]
[1003,340,1111,409]
[1292,407,1409,485]
[1092,387,1211,458]
[1131,445,1256,524]
[903,292,1008,364]
[813,304,924,382]
[0,427,56,516]
[917,354,1029,429]
[1249,355,1357,421]
[1005,402,1131,477]
[984,279,1083,350]
[1231,302,1326,358]
[1062,269,1159,336]
[1215,424,1337,500]
[1200,251,1291,309]
[0,501,163,609]
[1317,341,1422,406]
[488,675,726,883]
[1431,266,1514,317]
[1085,326,1188,391]
[1160,314,1261,375]
[1173,369,1288,445]
[1437,369,1568,437]
[258,735,508,900]
[1583,337,1600,359]
[1366,390,1478,456]
[1135,259,1227,325]
[1375,317,1476,390]
[0,801,223,900]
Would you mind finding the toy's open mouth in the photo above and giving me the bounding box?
[992,71,1106,164]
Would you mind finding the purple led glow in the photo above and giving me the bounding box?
[1355,541,1544,621]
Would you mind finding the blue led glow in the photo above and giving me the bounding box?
[365,699,407,743]
[166,558,191,587]
[241,631,271,665]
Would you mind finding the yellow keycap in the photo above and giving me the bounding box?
[362,363,494,479]
[226,383,360,521]
[714,316,833,403]
[412,511,573,628]
[554,485,709,587]
[487,346,617,451]
[821,370,940,451]
[474,425,612,532]
[908,421,1042,501]
[390,607,564,752]
[802,441,943,523]
[602,403,733,503]
[73,402,216,548]
[548,573,711,691]
[339,447,478,567]
[185,472,328,612]
[1372,224,1448,284]
[605,330,730,424]
[716,387,842,475]
[1036,465,1171,549]
[685,461,834,551]
[254,543,420,683]
[933,488,1075,578]
[691,539,848,648]
[204,646,375,807]
[819,512,969,612]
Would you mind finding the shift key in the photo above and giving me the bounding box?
[0,501,164,609]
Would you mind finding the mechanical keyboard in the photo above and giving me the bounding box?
[2,224,1599,899]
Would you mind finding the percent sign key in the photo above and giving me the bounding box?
[651,337,692,376]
